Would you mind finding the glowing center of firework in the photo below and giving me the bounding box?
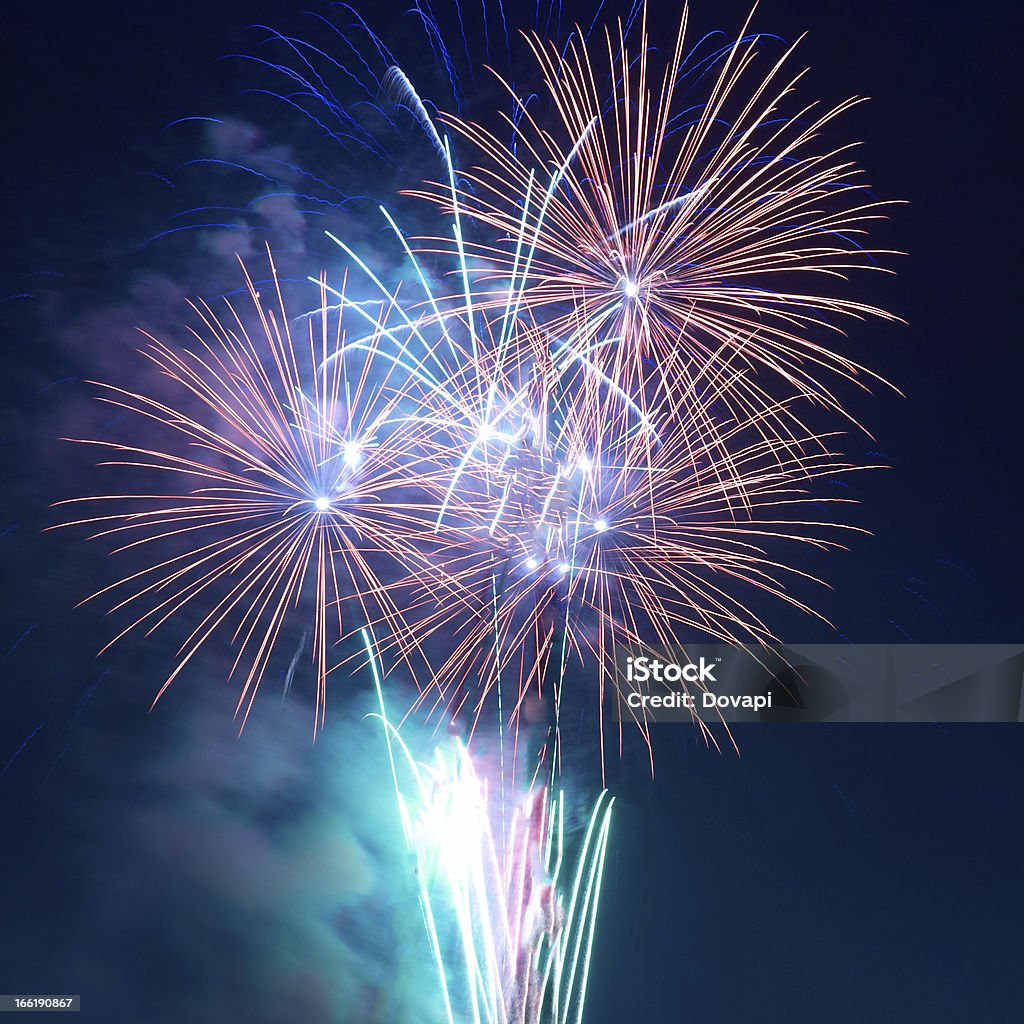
[477,422,496,444]
[622,278,639,300]
[577,455,593,473]
[594,518,609,532]
[558,562,571,575]
[525,556,540,570]
[313,496,332,512]
[342,441,361,468]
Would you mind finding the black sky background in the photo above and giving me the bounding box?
[1,1,1022,1021]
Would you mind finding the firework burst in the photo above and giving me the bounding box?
[318,193,876,772]
[53,255,450,732]
[57,2,896,770]
[400,339,872,770]
[411,3,901,457]
[50,6,903,1019]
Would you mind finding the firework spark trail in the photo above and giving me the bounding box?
[0,623,38,671]
[384,65,449,163]
[1,723,45,782]
[46,670,110,779]
[367,630,614,1024]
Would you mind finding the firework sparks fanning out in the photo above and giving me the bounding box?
[53,256,456,733]
[412,4,901,459]
[57,4,897,761]
[322,190,876,770]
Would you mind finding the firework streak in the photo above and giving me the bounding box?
[368,630,614,1024]
[412,4,900,453]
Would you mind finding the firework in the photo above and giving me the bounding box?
[405,380,870,770]
[410,3,900,457]
[319,195,874,774]
[50,7,904,1019]
[368,632,614,1024]
[56,138,883,769]
[53,254,452,732]
[58,2,894,767]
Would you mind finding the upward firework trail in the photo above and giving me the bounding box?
[368,632,614,1024]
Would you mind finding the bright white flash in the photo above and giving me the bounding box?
[314,496,331,512]
[594,518,609,532]
[622,278,639,300]
[558,562,571,575]
[577,455,593,473]
[343,441,361,468]
[525,557,540,571]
